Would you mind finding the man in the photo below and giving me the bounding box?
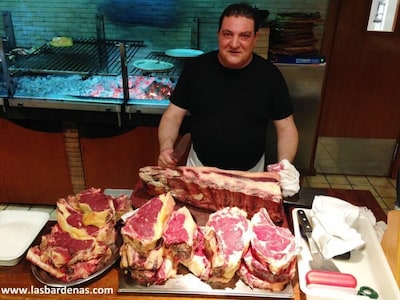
[158,3,299,195]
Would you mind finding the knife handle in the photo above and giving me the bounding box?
[306,270,357,288]
[297,209,313,234]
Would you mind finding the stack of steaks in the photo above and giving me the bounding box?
[26,188,132,282]
[121,165,299,290]
[120,193,299,290]
[269,12,322,57]
[120,193,178,285]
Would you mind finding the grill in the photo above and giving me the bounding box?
[2,38,186,116]
[10,38,144,76]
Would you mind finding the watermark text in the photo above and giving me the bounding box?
[1,285,114,295]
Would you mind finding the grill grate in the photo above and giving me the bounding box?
[9,38,144,76]
[130,52,185,78]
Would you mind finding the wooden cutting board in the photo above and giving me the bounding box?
[381,210,400,287]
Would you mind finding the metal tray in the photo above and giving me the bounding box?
[118,265,294,298]
[32,242,120,287]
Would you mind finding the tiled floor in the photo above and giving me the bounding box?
[303,173,397,214]
[306,137,398,214]
[314,137,396,176]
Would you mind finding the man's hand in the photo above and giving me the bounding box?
[267,159,300,197]
[158,148,178,168]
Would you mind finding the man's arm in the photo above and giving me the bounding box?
[273,114,299,163]
[158,103,188,167]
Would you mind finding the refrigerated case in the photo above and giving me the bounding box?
[265,63,326,174]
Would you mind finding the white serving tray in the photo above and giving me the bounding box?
[292,208,400,300]
[0,210,49,266]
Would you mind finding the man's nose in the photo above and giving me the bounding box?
[230,35,240,47]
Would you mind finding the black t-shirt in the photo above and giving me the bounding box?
[170,51,293,170]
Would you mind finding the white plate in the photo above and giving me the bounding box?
[292,208,400,300]
[132,59,174,72]
[0,210,49,266]
[32,242,120,287]
[164,48,204,58]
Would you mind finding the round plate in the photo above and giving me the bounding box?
[132,59,174,72]
[164,48,204,58]
[31,243,120,287]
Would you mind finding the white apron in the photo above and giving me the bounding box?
[186,144,265,172]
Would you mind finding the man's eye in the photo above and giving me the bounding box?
[223,32,233,37]
[240,34,251,39]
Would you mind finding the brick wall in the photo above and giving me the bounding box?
[0,0,328,52]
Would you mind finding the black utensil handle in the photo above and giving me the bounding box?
[334,251,351,260]
[297,209,313,234]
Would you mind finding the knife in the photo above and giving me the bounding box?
[172,133,191,162]
[297,209,340,272]
[297,209,359,289]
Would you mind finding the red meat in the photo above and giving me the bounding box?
[162,206,197,262]
[250,208,299,274]
[121,192,175,254]
[203,207,252,283]
[26,226,111,282]
[139,166,283,223]
[26,188,129,282]
[181,227,212,281]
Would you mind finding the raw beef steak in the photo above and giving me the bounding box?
[250,208,299,274]
[203,207,252,283]
[181,227,212,281]
[162,206,198,262]
[121,192,175,254]
[57,197,116,245]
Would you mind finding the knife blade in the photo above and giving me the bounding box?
[297,209,340,272]
[172,133,191,162]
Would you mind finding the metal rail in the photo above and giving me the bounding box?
[0,38,14,96]
[9,39,144,76]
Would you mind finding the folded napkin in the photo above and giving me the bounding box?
[267,159,300,197]
[310,195,366,258]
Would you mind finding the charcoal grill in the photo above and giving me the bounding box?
[6,38,146,117]
[4,37,186,118]
[10,38,144,76]
[125,51,186,114]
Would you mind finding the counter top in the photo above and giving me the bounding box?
[0,188,387,300]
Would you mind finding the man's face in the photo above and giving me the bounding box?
[217,15,258,69]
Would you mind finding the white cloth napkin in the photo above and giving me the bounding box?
[310,195,367,258]
[267,159,300,197]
